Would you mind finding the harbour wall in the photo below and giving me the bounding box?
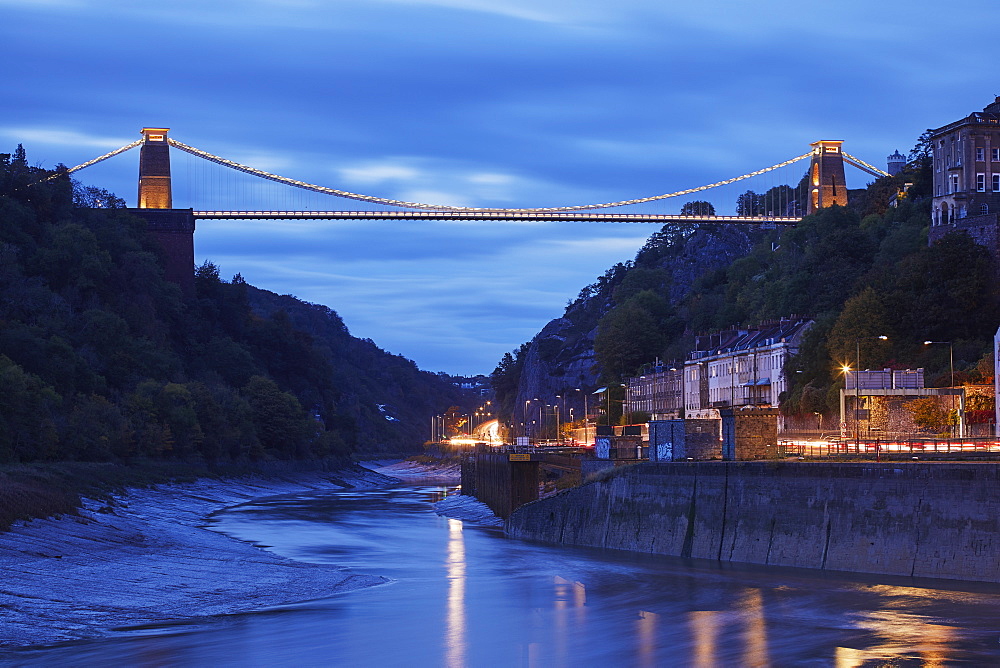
[505,462,1000,582]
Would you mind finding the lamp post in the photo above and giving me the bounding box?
[555,395,562,443]
[924,340,959,437]
[575,388,589,447]
[524,399,532,440]
[622,382,630,423]
[855,335,888,453]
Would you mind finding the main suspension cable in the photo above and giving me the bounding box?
[843,152,890,178]
[27,139,144,186]
[168,137,812,213]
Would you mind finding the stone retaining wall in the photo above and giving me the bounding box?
[506,462,1000,582]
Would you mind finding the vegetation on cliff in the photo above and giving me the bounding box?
[492,151,999,425]
[0,146,467,465]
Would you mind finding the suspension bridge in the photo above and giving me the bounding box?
[55,127,891,291]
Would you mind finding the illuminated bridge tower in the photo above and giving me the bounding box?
[138,128,172,208]
[807,140,848,214]
[131,127,195,295]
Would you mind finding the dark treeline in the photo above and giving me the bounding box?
[0,146,468,464]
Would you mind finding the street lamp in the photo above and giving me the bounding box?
[924,340,959,437]
[555,395,562,443]
[575,388,589,447]
[855,335,888,451]
[621,382,630,423]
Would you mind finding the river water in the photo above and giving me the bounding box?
[8,482,1000,666]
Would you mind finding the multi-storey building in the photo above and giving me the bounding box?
[624,364,683,420]
[928,98,1000,252]
[683,317,812,419]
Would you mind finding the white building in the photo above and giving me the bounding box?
[684,318,812,419]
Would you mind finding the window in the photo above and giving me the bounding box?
[994,148,1000,162]
[977,147,985,161]
[937,184,942,196]
[977,173,986,191]
[982,204,990,215]
[950,174,960,193]
[993,174,1000,192]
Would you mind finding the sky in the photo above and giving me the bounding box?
[2,0,997,376]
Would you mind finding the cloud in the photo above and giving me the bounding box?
[0,0,80,6]
[194,218,649,373]
[0,127,133,151]
[338,163,422,184]
[370,0,576,24]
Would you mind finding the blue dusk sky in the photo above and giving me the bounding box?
[1,0,994,375]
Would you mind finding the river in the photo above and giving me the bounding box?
[7,481,1000,666]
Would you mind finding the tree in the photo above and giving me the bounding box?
[826,287,894,370]
[736,190,763,216]
[680,201,716,217]
[244,375,310,458]
[909,130,933,162]
[905,397,953,433]
[594,290,683,382]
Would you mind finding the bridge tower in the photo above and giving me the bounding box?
[138,128,172,208]
[131,127,195,295]
[807,140,848,214]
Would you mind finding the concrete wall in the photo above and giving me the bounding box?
[463,453,538,519]
[506,462,1000,582]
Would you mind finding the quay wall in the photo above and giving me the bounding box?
[505,462,1000,582]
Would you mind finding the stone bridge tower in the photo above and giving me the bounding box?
[138,128,172,208]
[807,140,848,214]
[130,128,195,295]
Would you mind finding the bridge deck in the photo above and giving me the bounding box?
[191,210,801,224]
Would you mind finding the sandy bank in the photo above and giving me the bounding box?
[0,466,395,648]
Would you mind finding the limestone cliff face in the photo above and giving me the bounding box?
[511,224,763,418]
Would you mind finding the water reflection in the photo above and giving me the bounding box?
[444,518,466,668]
[739,589,769,667]
[688,610,720,667]
[636,610,659,668]
[6,483,1000,666]
[837,606,959,666]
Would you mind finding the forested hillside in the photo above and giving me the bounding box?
[492,153,999,427]
[0,146,467,464]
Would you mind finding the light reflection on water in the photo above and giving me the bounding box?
[5,483,1000,666]
[445,518,466,668]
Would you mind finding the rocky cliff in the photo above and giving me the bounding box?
[511,224,766,418]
